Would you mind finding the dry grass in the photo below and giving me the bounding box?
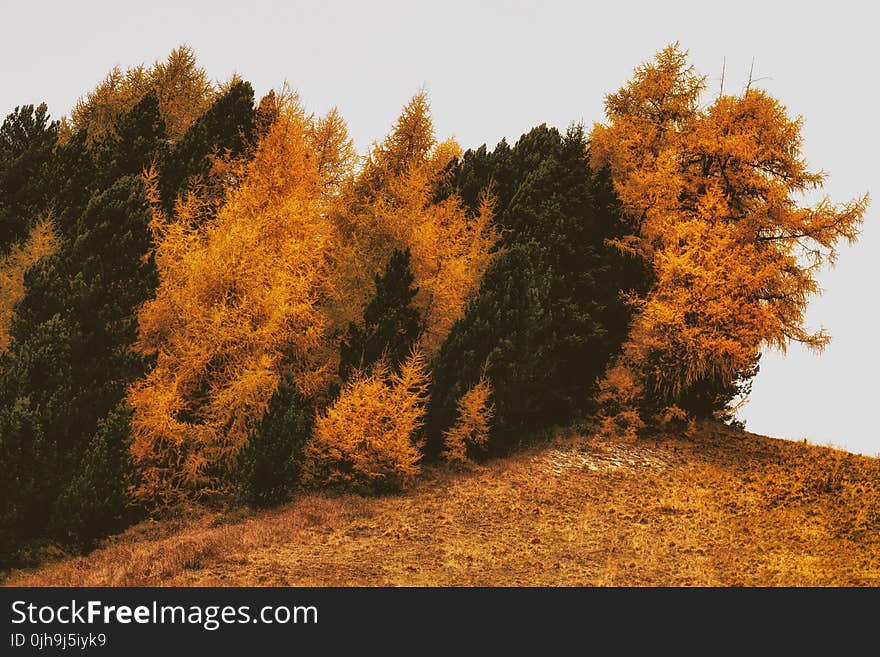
[5,425,880,586]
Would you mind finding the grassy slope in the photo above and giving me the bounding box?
[5,425,880,586]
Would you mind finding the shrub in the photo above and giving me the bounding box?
[442,376,494,463]
[304,349,429,493]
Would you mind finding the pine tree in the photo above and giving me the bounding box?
[339,248,422,383]
[0,103,58,253]
[158,80,257,214]
[426,126,645,455]
[427,246,551,451]
[95,91,166,185]
[234,375,314,507]
[48,401,137,546]
[0,95,165,558]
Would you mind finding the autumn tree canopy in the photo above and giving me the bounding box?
[64,45,215,144]
[0,43,868,565]
[333,92,498,358]
[128,93,351,506]
[591,43,868,429]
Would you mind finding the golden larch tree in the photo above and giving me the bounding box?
[128,92,355,506]
[591,43,868,427]
[442,375,495,463]
[65,45,215,144]
[304,347,430,493]
[334,92,498,357]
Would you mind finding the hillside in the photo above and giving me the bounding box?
[5,425,879,586]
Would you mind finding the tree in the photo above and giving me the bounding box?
[426,126,644,454]
[0,219,58,357]
[442,375,494,463]
[66,45,215,144]
[129,96,351,506]
[158,80,258,215]
[427,246,550,451]
[334,92,497,357]
[304,348,429,494]
[48,401,137,546]
[95,91,166,185]
[234,375,314,507]
[590,43,868,428]
[0,95,164,559]
[338,248,422,383]
[0,103,58,253]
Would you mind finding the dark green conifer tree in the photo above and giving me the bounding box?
[0,103,58,252]
[339,248,422,383]
[426,125,646,455]
[0,95,165,555]
[234,375,314,507]
[158,81,257,214]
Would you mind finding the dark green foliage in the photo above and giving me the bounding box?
[339,248,422,382]
[426,125,647,455]
[428,246,551,447]
[0,103,58,252]
[49,129,100,237]
[0,98,165,562]
[49,402,139,547]
[95,92,166,186]
[158,81,257,214]
[674,354,761,425]
[234,376,314,507]
[0,382,56,558]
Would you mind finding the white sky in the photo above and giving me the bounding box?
[2,0,877,455]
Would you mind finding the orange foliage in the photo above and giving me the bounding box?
[65,45,215,143]
[304,348,430,493]
[591,44,868,426]
[0,218,58,357]
[129,92,354,506]
[335,92,498,356]
[442,376,495,463]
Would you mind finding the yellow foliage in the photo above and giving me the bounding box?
[334,92,498,356]
[442,376,495,463]
[66,45,215,143]
[129,94,354,506]
[0,219,59,357]
[304,348,430,493]
[592,43,869,425]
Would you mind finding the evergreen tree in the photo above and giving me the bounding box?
[426,125,646,455]
[158,80,257,214]
[428,246,549,449]
[48,401,137,546]
[339,248,422,383]
[0,104,58,252]
[0,96,165,558]
[234,375,314,507]
[95,91,166,185]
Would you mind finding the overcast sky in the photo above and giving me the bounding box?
[2,1,876,455]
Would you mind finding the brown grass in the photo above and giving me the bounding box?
[5,425,880,586]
